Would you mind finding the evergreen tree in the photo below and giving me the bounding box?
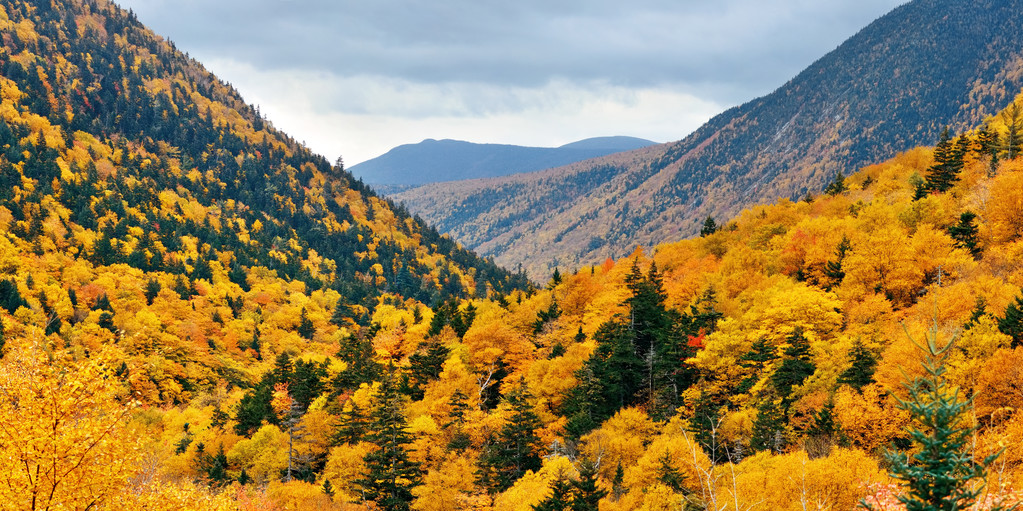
[999,292,1023,348]
[1001,103,1022,160]
[823,170,847,196]
[925,128,965,193]
[144,278,160,305]
[823,236,850,289]
[948,211,981,258]
[736,338,778,394]
[570,459,607,511]
[750,398,786,453]
[771,329,815,403]
[699,216,718,237]
[837,338,877,389]
[297,307,315,339]
[963,296,988,331]
[355,374,422,511]
[478,383,544,492]
[0,279,27,314]
[867,323,1009,511]
[532,472,573,511]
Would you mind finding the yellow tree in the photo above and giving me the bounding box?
[0,337,142,510]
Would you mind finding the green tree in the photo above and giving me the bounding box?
[700,216,718,237]
[771,329,815,403]
[837,338,877,389]
[532,471,573,511]
[750,398,786,453]
[925,128,965,193]
[355,374,422,511]
[570,459,607,511]
[999,292,1023,348]
[824,170,847,196]
[948,211,981,258]
[297,307,315,340]
[478,383,544,492]
[867,323,1011,511]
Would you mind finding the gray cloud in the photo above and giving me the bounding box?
[120,0,905,103]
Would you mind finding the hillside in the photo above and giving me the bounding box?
[348,136,656,191]
[7,0,1023,510]
[395,0,1023,278]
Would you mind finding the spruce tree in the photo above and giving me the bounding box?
[297,307,315,339]
[824,170,847,196]
[925,128,965,193]
[532,472,573,511]
[999,292,1023,348]
[867,323,1010,511]
[771,329,815,403]
[570,459,607,511]
[948,211,981,258]
[837,338,877,389]
[355,374,422,511]
[478,383,544,492]
[700,216,718,237]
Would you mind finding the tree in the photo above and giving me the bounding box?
[750,398,786,453]
[837,338,877,389]
[999,291,1023,348]
[867,323,1010,511]
[0,341,142,509]
[1001,102,1022,160]
[355,374,422,511]
[478,383,544,492]
[532,472,573,511]
[948,211,981,258]
[570,459,607,511]
[700,216,718,237]
[824,171,847,196]
[771,328,815,403]
[297,307,315,340]
[925,128,965,193]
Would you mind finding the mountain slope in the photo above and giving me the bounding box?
[348,136,656,189]
[395,0,1023,278]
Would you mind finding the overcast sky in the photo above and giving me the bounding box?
[116,0,907,165]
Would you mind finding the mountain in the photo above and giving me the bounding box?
[347,136,656,191]
[394,0,1023,278]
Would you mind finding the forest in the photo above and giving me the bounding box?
[4,0,1023,510]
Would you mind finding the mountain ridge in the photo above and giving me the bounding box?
[348,136,657,189]
[394,0,1023,278]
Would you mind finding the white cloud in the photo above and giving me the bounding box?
[205,58,724,164]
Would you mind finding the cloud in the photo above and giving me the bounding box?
[121,0,905,101]
[207,58,725,164]
[116,0,906,164]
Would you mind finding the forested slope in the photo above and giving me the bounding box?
[396,0,1023,278]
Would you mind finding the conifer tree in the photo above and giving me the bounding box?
[867,323,1010,511]
[355,374,422,511]
[824,170,847,196]
[948,211,981,258]
[478,383,544,492]
[570,459,607,511]
[837,338,877,389]
[999,292,1023,348]
[750,398,786,453]
[297,307,315,340]
[771,329,815,403]
[700,216,718,237]
[925,128,965,193]
[532,471,573,511]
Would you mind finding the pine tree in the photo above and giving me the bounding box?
[866,323,1010,511]
[144,278,160,305]
[837,338,877,389]
[700,216,718,237]
[478,383,544,492]
[999,292,1023,348]
[948,211,981,258]
[297,307,315,339]
[925,128,965,193]
[570,459,607,511]
[532,471,573,511]
[771,329,815,403]
[750,398,786,453]
[355,374,422,511]
[823,170,847,196]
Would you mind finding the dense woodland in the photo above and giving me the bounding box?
[5,0,1023,510]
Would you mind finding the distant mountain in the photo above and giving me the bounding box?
[348,136,656,189]
[395,0,1023,278]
